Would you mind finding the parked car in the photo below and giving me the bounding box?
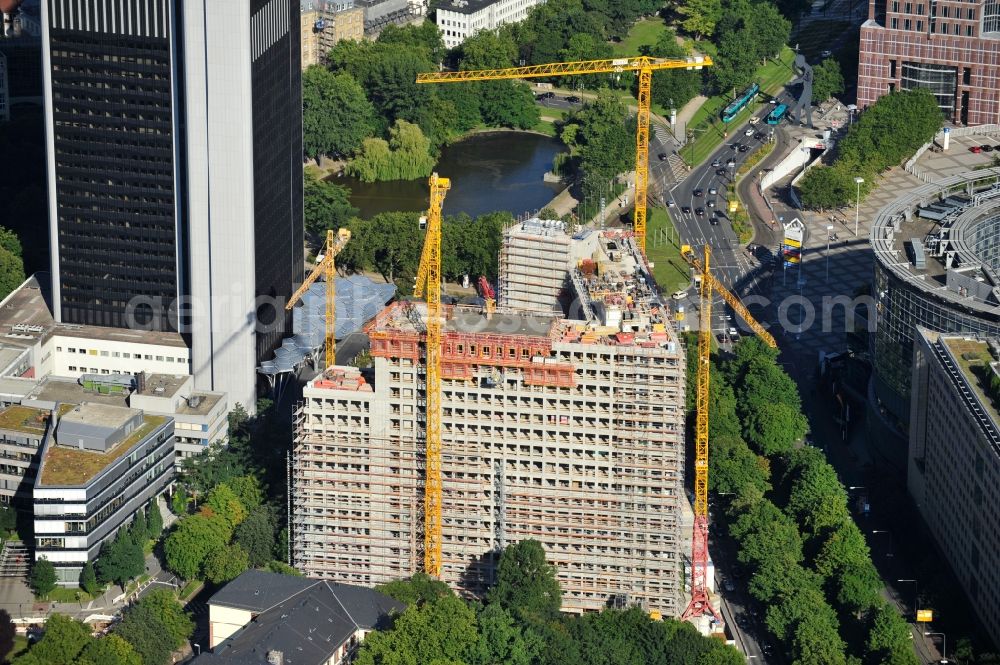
[970,145,983,153]
[671,290,687,300]
[820,49,832,58]
[982,144,995,152]
[723,578,736,592]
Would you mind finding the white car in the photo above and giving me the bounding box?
[666,199,675,207]
[671,290,687,300]
[749,116,761,125]
[708,187,718,195]
[744,127,754,136]
[728,327,739,338]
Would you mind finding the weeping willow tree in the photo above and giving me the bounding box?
[346,119,437,182]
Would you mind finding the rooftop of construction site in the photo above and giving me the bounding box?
[369,226,676,345]
[38,408,168,487]
[0,274,187,351]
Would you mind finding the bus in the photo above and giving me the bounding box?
[721,82,760,123]
[766,103,788,125]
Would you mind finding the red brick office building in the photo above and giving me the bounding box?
[858,0,1000,125]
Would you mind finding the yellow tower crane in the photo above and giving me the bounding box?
[414,172,451,577]
[679,244,776,623]
[416,55,711,254]
[285,228,351,372]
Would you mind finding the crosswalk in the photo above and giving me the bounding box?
[667,154,687,184]
[652,124,672,144]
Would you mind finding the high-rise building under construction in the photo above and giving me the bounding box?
[291,221,687,615]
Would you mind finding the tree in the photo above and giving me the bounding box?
[742,401,808,456]
[304,172,359,238]
[0,505,16,536]
[131,509,148,546]
[0,227,25,301]
[354,594,477,665]
[866,601,920,665]
[136,589,195,646]
[79,561,100,596]
[163,512,232,580]
[678,0,723,39]
[203,543,250,584]
[799,164,856,210]
[747,4,791,62]
[489,540,562,620]
[709,435,770,495]
[78,635,142,665]
[649,30,702,112]
[147,497,164,540]
[204,483,248,528]
[377,21,445,63]
[233,506,278,568]
[0,610,14,661]
[170,486,188,516]
[473,603,541,665]
[377,572,454,605]
[346,120,437,182]
[459,29,518,69]
[572,90,634,198]
[712,29,759,94]
[96,528,145,588]
[479,81,540,129]
[16,614,92,665]
[29,557,56,598]
[812,59,845,103]
[302,67,377,159]
[228,475,264,510]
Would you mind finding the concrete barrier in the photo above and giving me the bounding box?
[761,145,812,191]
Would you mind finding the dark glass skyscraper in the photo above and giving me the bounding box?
[41,0,303,413]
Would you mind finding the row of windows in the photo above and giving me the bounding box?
[891,16,976,33]
[58,346,186,363]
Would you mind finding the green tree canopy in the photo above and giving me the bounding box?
[147,497,164,540]
[234,505,278,568]
[378,572,454,605]
[29,557,57,598]
[78,635,142,665]
[79,561,100,596]
[203,543,250,584]
[866,601,920,665]
[13,615,91,665]
[346,120,437,183]
[489,540,562,620]
[812,59,846,103]
[0,227,25,301]
[302,67,378,159]
[678,0,723,39]
[304,171,358,237]
[163,512,232,580]
[649,29,702,112]
[204,483,249,528]
[354,593,478,665]
[473,603,542,665]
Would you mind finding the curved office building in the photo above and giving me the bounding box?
[869,168,1000,467]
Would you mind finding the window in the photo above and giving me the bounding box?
[892,16,899,26]
[143,355,152,360]
[917,4,924,14]
[967,24,973,34]
[917,19,923,29]
[68,348,76,353]
[155,356,163,362]
[968,7,974,19]
[68,366,77,371]
[56,346,62,352]
[904,18,912,27]
[905,2,911,12]
[112,351,120,358]
[100,351,108,357]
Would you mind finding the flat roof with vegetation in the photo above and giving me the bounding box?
[39,415,167,487]
[943,337,1000,428]
[0,405,50,435]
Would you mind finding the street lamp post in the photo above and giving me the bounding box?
[897,578,919,620]
[871,530,894,557]
[826,225,833,282]
[853,176,865,236]
[925,632,947,662]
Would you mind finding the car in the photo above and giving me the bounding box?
[681,206,692,214]
[666,199,675,207]
[709,217,719,225]
[738,144,750,153]
[982,144,995,152]
[671,290,687,300]
[769,97,779,104]
[566,95,581,103]
[820,49,832,58]
[695,207,705,216]
[723,578,736,592]
[970,145,983,153]
[707,199,715,208]
[658,152,668,160]
[711,159,721,167]
[749,115,760,125]
[708,187,718,195]
[726,159,736,167]
[716,168,727,176]
[728,326,739,338]
[754,132,765,141]
[744,127,754,136]
[693,188,703,197]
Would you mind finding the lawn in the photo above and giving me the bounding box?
[3,634,29,663]
[612,18,670,56]
[531,108,567,137]
[681,47,797,167]
[646,206,692,294]
[179,579,203,601]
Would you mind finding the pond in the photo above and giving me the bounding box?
[333,131,568,219]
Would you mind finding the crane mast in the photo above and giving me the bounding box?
[414,172,451,577]
[416,55,711,254]
[285,228,351,372]
[679,244,777,624]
